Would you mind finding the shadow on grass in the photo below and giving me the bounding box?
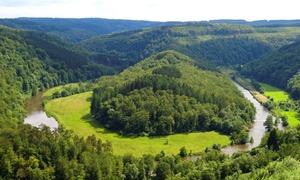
[295,113,300,122]
[81,113,115,134]
[80,114,158,139]
[86,97,92,102]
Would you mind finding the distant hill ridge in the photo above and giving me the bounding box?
[1,18,300,42]
[0,18,183,42]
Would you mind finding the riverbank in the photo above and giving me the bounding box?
[221,81,273,155]
[234,77,268,103]
[234,74,300,127]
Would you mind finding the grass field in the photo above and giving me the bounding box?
[44,91,230,157]
[259,82,300,127]
[259,82,290,102]
[42,83,79,98]
[280,111,300,127]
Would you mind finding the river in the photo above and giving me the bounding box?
[24,81,277,154]
[221,81,283,155]
[24,90,58,130]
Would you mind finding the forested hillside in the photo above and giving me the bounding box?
[0,25,116,124]
[241,40,300,99]
[79,22,300,66]
[0,18,182,42]
[91,51,256,142]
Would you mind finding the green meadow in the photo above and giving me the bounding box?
[259,82,300,126]
[259,82,290,102]
[44,91,230,157]
[42,83,78,98]
[280,111,300,127]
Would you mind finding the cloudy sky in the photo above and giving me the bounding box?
[0,0,298,22]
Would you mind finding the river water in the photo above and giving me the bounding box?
[221,81,283,155]
[24,81,277,154]
[24,90,58,130]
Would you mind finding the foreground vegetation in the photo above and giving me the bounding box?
[4,113,300,179]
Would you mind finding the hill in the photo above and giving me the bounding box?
[241,40,300,99]
[79,22,300,66]
[91,51,256,143]
[0,26,117,123]
[0,18,183,42]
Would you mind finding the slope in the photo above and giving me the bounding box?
[79,22,300,66]
[0,25,116,124]
[91,50,256,143]
[241,40,300,99]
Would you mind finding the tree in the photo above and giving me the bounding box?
[61,90,69,97]
[282,115,289,126]
[264,115,274,132]
[52,91,61,99]
[154,162,172,180]
[267,128,279,150]
[142,155,154,178]
[201,168,216,180]
[124,163,139,180]
[179,146,188,157]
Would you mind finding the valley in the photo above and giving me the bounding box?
[2,18,300,179]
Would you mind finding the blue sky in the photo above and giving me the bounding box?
[0,0,298,22]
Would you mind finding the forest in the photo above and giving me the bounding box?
[79,22,300,66]
[2,19,300,179]
[91,51,256,141]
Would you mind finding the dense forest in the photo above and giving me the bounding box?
[2,18,300,179]
[79,22,300,66]
[91,51,256,143]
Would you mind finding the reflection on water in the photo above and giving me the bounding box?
[24,90,58,130]
[24,111,58,130]
[222,81,283,156]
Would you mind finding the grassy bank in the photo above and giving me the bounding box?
[259,83,300,127]
[259,82,290,102]
[280,111,300,127]
[44,91,230,157]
